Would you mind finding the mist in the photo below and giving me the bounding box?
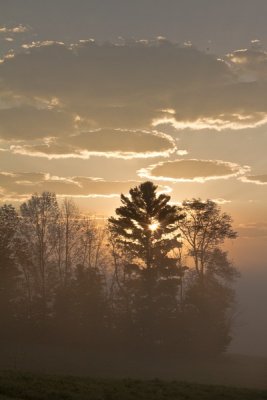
[0,185,266,391]
[1,2,267,396]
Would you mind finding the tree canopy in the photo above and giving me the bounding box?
[108,181,184,270]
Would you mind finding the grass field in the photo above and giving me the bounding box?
[0,371,267,400]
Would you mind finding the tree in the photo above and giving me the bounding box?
[53,215,108,345]
[52,198,81,287]
[108,181,185,350]
[20,192,59,320]
[0,204,20,335]
[179,199,238,354]
[179,199,237,282]
[109,181,184,270]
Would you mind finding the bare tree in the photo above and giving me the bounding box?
[20,192,59,318]
[53,198,81,286]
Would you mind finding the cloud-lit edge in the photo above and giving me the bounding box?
[153,113,267,132]
[0,172,173,201]
[239,175,267,185]
[10,130,177,160]
[137,159,250,183]
[2,39,267,131]
[10,147,176,160]
[0,24,30,33]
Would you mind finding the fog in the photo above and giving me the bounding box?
[0,2,267,395]
[0,187,266,390]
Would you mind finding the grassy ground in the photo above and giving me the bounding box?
[1,343,267,390]
[0,371,267,400]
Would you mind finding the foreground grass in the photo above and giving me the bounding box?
[0,371,267,400]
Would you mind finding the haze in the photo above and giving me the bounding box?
[0,0,266,372]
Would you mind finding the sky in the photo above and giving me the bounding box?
[0,0,267,355]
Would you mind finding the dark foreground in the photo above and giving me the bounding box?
[1,342,267,390]
[0,371,267,400]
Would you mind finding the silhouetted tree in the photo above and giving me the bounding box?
[53,216,108,344]
[0,190,240,361]
[179,199,238,355]
[179,199,237,282]
[0,205,20,335]
[108,181,185,351]
[52,198,81,288]
[20,192,59,321]
[109,181,184,268]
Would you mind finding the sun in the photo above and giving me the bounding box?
[148,222,159,231]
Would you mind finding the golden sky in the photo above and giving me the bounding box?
[0,2,266,237]
[0,37,266,226]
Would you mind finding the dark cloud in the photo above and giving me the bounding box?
[227,43,267,81]
[2,40,267,136]
[0,107,75,140]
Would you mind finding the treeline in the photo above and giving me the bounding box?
[0,182,238,359]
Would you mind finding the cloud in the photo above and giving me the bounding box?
[0,107,76,140]
[228,48,267,68]
[10,129,176,159]
[237,222,267,238]
[177,150,188,156]
[227,42,267,82]
[1,39,267,137]
[153,112,267,131]
[211,198,232,205]
[0,171,171,201]
[138,159,249,182]
[240,174,267,185]
[0,25,30,34]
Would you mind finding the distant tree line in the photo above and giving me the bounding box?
[0,182,238,359]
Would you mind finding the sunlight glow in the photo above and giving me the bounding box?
[149,222,159,231]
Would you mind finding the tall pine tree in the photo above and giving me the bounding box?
[108,181,185,351]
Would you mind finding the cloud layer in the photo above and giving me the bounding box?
[0,39,266,206]
[0,171,171,201]
[0,107,75,140]
[1,40,267,150]
[0,172,141,200]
